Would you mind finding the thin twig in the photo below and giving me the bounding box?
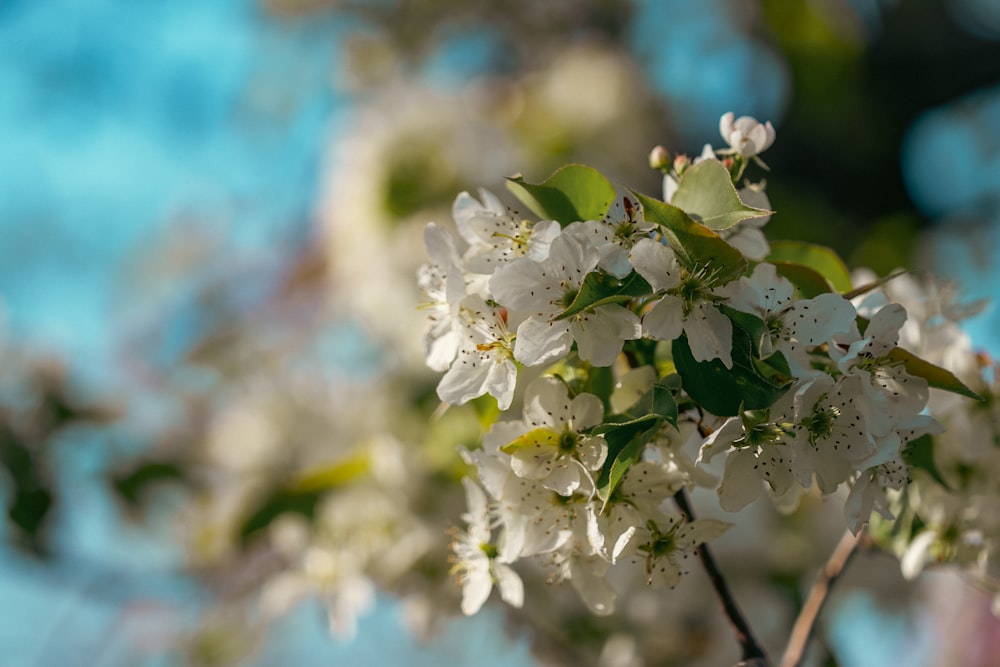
[673,488,769,664]
[779,527,868,667]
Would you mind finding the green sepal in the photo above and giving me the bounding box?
[671,160,772,230]
[506,164,616,226]
[766,241,853,293]
[555,270,652,320]
[887,347,983,401]
[631,191,747,285]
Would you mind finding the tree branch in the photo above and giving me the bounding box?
[673,487,769,665]
[779,527,868,667]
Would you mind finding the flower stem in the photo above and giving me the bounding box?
[673,487,769,664]
[779,527,868,667]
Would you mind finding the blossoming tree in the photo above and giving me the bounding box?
[420,113,997,666]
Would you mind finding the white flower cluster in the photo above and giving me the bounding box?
[419,113,967,617]
[846,272,1000,610]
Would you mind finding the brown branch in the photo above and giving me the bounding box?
[673,488,769,664]
[779,527,868,667]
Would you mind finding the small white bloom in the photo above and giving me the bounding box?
[452,189,561,274]
[436,295,517,410]
[789,375,875,493]
[419,222,468,371]
[719,112,776,158]
[718,263,857,375]
[451,478,524,615]
[699,410,796,512]
[501,376,609,497]
[564,197,655,278]
[491,232,640,367]
[630,238,734,367]
[633,512,730,588]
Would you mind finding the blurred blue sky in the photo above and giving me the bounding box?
[2,0,1000,665]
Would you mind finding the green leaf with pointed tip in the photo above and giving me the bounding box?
[499,427,561,454]
[771,261,834,299]
[631,191,747,284]
[595,417,663,504]
[506,164,616,226]
[767,241,852,293]
[887,347,983,401]
[555,270,652,320]
[673,323,793,417]
[671,160,772,230]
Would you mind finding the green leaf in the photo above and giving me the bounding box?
[771,261,835,299]
[583,364,616,412]
[887,347,983,401]
[506,164,616,226]
[671,160,772,230]
[627,381,679,427]
[902,435,949,489]
[721,306,771,355]
[631,191,747,284]
[595,418,663,504]
[673,324,793,416]
[555,270,651,320]
[766,241,853,293]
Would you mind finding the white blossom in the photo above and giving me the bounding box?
[629,238,734,367]
[452,189,561,274]
[719,112,776,158]
[491,232,640,367]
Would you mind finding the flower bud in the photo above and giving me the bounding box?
[648,145,671,171]
[673,154,691,176]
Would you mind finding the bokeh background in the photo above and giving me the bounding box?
[3,0,1000,665]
